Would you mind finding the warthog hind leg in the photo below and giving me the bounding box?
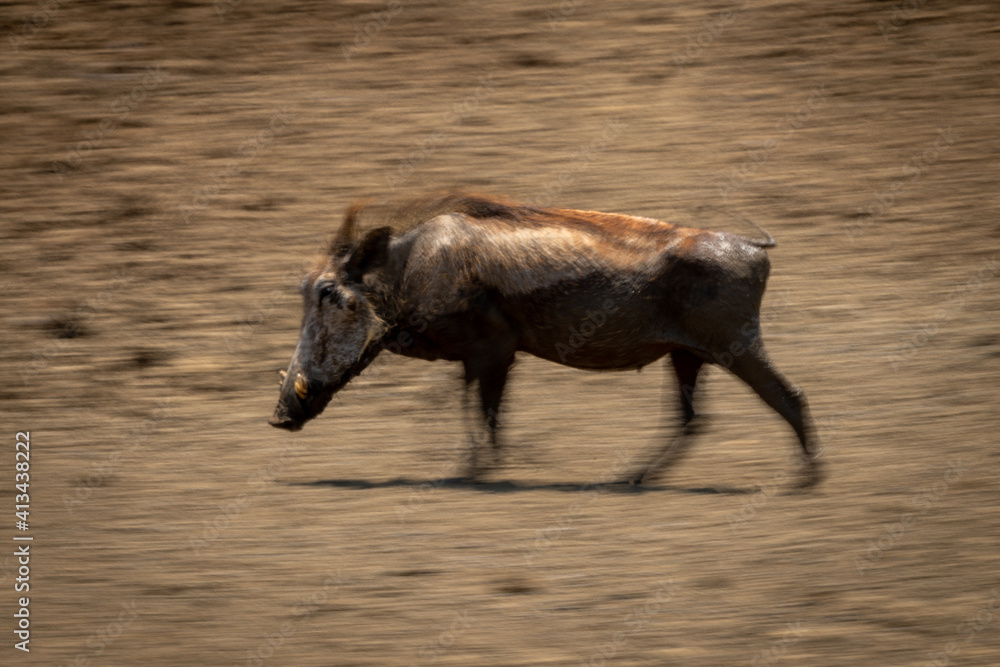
[728,343,823,489]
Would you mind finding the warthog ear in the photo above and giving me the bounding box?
[329,198,373,257]
[344,226,392,283]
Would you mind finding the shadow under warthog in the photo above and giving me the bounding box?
[294,477,759,496]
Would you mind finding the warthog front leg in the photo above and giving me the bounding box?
[460,351,514,480]
[629,419,705,485]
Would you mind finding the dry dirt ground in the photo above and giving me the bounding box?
[2,1,999,665]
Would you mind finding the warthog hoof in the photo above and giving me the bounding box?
[618,470,656,487]
[792,457,825,491]
[459,460,495,483]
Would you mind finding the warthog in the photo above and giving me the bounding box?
[269,192,822,488]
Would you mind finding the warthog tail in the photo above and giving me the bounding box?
[740,216,777,248]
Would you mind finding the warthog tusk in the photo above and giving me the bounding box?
[294,373,308,399]
[278,369,287,385]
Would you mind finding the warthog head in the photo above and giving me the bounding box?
[269,213,392,432]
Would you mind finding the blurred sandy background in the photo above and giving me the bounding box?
[1,1,999,665]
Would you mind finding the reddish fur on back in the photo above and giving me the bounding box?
[334,191,689,250]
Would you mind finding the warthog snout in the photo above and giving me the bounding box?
[269,369,314,431]
[268,412,303,432]
[270,357,344,431]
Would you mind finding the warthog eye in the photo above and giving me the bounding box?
[317,283,337,304]
[317,281,358,311]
